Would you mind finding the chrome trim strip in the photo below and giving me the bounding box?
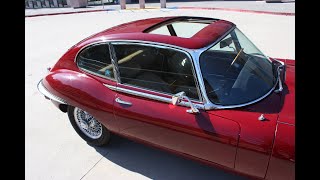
[105,84,117,91]
[108,43,121,83]
[37,80,67,104]
[189,49,209,106]
[205,85,277,110]
[78,68,117,82]
[104,84,205,110]
[116,82,202,103]
[189,26,236,109]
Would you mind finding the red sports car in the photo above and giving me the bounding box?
[37,16,295,180]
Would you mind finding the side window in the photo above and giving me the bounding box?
[77,44,114,79]
[113,44,199,100]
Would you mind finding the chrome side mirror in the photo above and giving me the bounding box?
[172,91,185,105]
[172,92,199,114]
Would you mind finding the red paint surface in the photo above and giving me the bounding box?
[212,92,281,178]
[266,123,295,180]
[114,83,240,169]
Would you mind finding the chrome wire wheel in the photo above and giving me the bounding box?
[74,107,102,139]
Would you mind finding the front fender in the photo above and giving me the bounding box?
[41,69,118,132]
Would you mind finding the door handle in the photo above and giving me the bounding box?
[115,97,132,106]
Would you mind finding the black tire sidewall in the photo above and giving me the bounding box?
[67,106,110,146]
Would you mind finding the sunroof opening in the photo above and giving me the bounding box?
[145,18,216,38]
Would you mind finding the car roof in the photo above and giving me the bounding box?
[77,16,235,49]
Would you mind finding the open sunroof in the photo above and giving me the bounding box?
[144,17,217,38]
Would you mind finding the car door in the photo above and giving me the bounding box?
[108,42,240,169]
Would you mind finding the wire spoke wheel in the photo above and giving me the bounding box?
[73,107,102,139]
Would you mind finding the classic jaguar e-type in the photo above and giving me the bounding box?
[37,16,295,179]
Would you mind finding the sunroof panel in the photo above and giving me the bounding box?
[147,18,212,38]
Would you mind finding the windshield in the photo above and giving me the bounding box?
[199,28,276,106]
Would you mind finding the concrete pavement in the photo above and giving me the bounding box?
[26,6,294,180]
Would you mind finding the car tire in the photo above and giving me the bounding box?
[67,106,110,146]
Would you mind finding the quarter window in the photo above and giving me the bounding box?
[77,44,114,79]
[113,44,199,100]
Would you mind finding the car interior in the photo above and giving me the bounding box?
[111,45,199,100]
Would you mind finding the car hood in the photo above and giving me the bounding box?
[278,59,295,125]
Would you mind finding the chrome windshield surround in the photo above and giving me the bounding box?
[188,26,236,109]
[104,84,205,110]
[204,85,277,110]
[37,79,67,104]
[194,26,280,110]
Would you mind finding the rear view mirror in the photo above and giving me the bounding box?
[220,37,233,49]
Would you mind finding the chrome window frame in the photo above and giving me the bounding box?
[109,41,204,103]
[75,42,116,82]
[195,26,281,110]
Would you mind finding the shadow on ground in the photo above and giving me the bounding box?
[92,134,248,180]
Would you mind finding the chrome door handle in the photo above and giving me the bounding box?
[115,97,132,106]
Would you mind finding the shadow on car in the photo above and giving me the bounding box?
[92,134,249,180]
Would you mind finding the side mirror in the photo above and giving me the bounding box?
[172,92,199,114]
[172,91,185,105]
